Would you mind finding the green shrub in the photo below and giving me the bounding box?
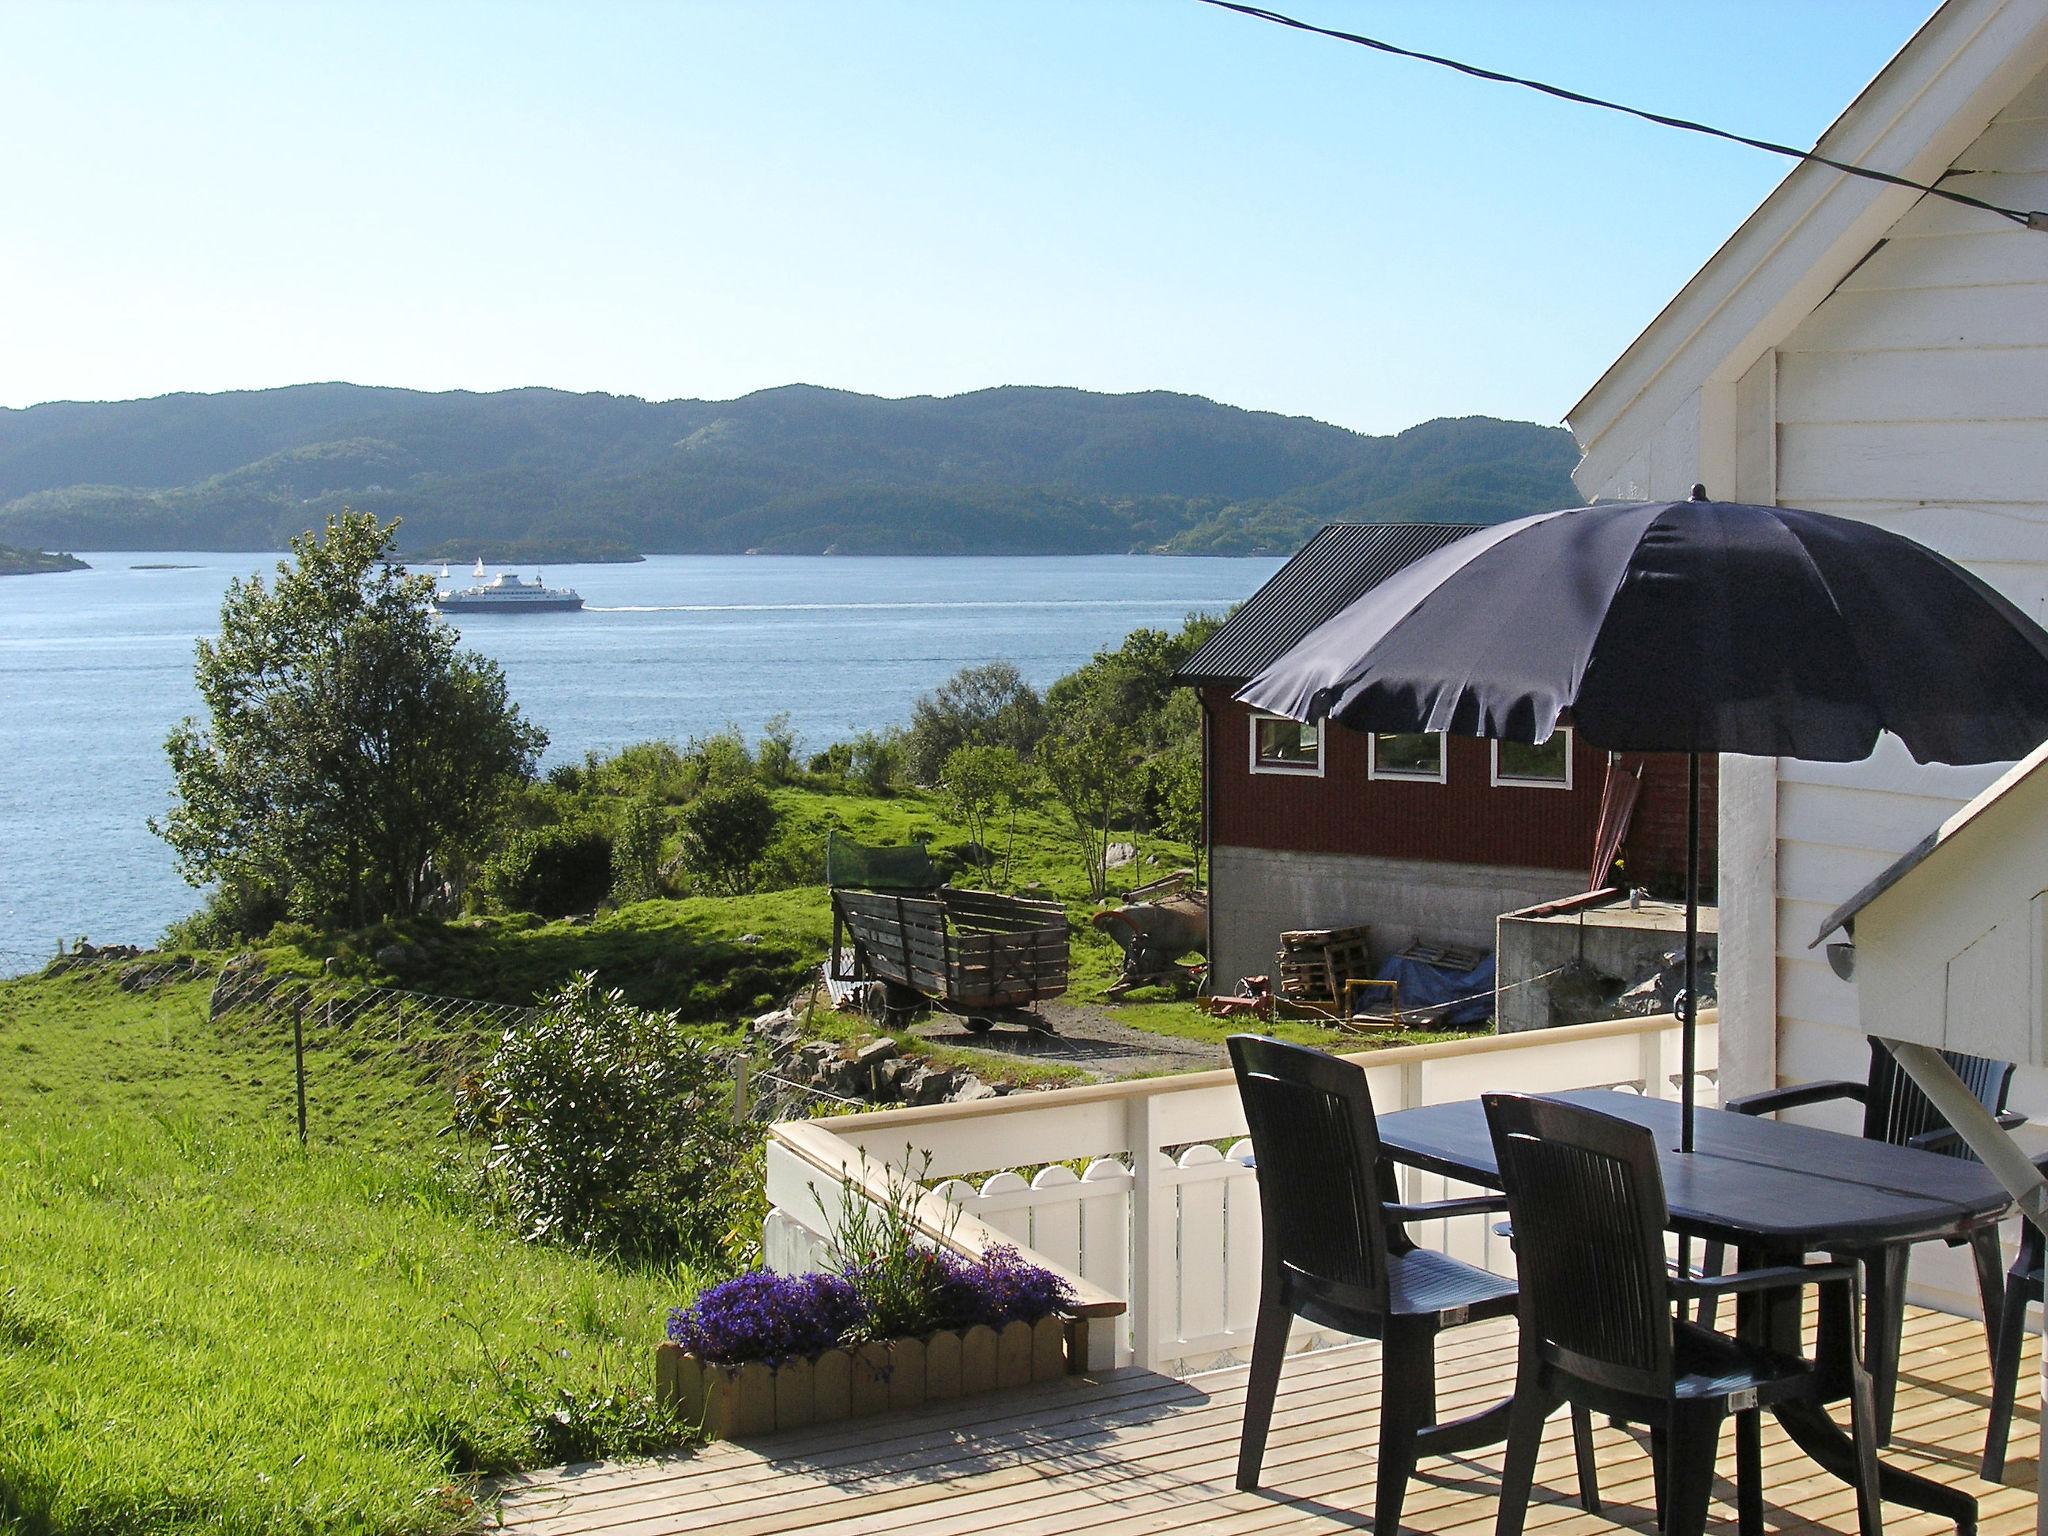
[159,880,289,948]
[807,741,853,781]
[846,726,907,795]
[583,740,695,803]
[756,712,802,785]
[678,782,780,895]
[611,798,667,904]
[480,822,616,917]
[756,821,827,890]
[459,974,757,1261]
[687,728,755,790]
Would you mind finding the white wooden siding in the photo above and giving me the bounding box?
[1772,69,2048,1158]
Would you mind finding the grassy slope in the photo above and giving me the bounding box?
[0,969,696,1536]
[0,785,1455,1535]
[339,783,1456,1068]
[355,783,1203,1033]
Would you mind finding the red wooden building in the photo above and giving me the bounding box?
[1177,523,1716,990]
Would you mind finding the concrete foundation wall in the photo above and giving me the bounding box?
[1209,844,1579,994]
[1495,901,1719,1033]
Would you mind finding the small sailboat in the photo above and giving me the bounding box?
[473,556,487,578]
[439,562,451,580]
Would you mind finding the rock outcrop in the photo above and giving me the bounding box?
[745,1008,1011,1107]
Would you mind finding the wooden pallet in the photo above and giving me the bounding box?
[1276,924,1373,1004]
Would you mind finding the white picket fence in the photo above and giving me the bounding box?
[764,1009,1717,1376]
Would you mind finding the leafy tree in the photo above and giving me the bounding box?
[1154,735,1205,884]
[679,781,781,894]
[755,712,801,785]
[939,743,1028,887]
[1038,713,1135,901]
[846,726,907,795]
[904,662,1046,783]
[1045,615,1220,757]
[155,511,544,929]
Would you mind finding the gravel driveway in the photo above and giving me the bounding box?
[910,999,1224,1081]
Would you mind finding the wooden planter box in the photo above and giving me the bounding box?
[656,1314,1087,1439]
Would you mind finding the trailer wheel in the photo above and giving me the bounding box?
[960,1016,996,1034]
[866,981,924,1025]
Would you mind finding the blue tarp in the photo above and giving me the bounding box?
[1363,950,1496,1028]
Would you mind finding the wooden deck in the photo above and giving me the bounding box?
[494,1308,2039,1536]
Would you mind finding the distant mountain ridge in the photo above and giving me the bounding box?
[0,383,1578,557]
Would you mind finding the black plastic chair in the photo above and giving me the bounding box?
[1228,1035,1596,1533]
[1982,1213,2044,1481]
[1719,1040,2021,1439]
[1483,1092,1882,1536]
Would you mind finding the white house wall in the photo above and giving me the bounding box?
[1770,66,2048,1137]
[1571,62,2048,1182]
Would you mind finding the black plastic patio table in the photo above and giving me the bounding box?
[1376,1090,2010,1533]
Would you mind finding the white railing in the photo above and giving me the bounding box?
[765,1010,1718,1376]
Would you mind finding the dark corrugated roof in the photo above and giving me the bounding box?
[1177,522,1483,685]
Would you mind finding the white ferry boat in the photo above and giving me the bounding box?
[434,561,584,613]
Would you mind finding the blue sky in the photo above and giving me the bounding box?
[0,1,1937,433]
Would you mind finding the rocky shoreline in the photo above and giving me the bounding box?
[0,543,88,576]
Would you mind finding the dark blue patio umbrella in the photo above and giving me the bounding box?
[1238,487,2048,1150]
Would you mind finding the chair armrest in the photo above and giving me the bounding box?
[1906,1109,2027,1155]
[1386,1194,1510,1224]
[1724,1080,1866,1118]
[1671,1261,1856,1303]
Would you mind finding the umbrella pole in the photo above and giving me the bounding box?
[1681,751,1700,1153]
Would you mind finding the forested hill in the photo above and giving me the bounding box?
[0,383,1578,557]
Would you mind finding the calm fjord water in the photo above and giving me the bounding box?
[0,552,1279,969]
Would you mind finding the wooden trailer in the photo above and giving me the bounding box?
[830,885,1070,1031]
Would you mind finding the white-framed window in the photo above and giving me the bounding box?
[1249,713,1323,776]
[1367,732,1446,783]
[1492,729,1574,789]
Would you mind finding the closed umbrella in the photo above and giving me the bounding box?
[1239,487,2048,1150]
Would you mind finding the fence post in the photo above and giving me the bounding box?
[732,1058,752,1124]
[293,994,309,1146]
[1126,1088,1173,1373]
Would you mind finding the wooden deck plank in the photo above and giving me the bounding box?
[492,1308,2038,1536]
[499,1318,1998,1531]
[497,1328,1535,1531]
[686,1332,2015,1536]
[498,1320,2012,1536]
[503,1335,2007,1536]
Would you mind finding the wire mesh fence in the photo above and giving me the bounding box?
[732,1062,867,1124]
[23,949,850,1138]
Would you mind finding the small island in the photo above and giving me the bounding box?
[0,542,88,576]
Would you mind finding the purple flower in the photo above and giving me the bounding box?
[909,1244,1073,1331]
[667,1270,863,1366]
[971,1244,1074,1326]
[668,1247,1073,1366]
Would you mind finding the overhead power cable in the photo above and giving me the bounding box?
[1199,0,2048,232]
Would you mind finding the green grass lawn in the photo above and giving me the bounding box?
[0,968,704,1536]
[0,781,1447,1534]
